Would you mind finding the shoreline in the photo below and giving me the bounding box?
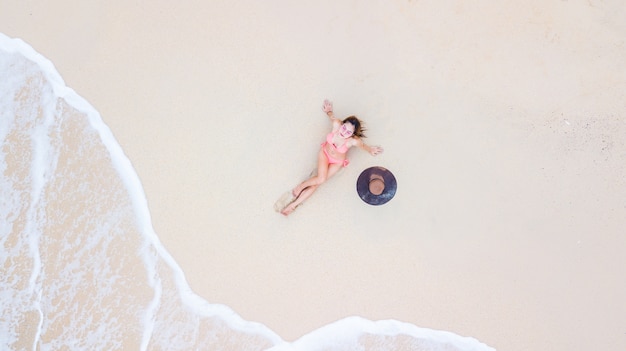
[2,1,625,349]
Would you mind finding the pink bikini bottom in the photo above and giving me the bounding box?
[322,144,349,167]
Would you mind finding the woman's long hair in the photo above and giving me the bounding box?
[343,116,366,138]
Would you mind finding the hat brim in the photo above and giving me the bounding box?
[356,166,397,205]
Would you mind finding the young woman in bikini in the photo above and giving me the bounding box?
[281,99,384,216]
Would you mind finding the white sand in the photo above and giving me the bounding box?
[3,0,626,349]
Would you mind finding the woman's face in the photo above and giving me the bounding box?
[339,122,355,138]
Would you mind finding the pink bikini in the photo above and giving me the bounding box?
[321,132,350,167]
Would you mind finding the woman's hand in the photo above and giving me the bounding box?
[370,146,384,156]
[322,99,333,114]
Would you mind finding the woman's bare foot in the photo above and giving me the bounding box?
[281,203,297,216]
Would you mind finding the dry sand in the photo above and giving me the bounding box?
[3,0,626,349]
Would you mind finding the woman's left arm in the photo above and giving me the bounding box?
[355,138,384,156]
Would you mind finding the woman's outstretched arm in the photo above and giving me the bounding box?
[322,99,341,125]
[356,138,384,156]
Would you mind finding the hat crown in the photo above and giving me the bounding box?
[369,177,385,195]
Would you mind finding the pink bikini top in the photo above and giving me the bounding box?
[326,132,350,154]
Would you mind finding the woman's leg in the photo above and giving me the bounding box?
[293,149,332,196]
[282,162,343,216]
[281,185,319,215]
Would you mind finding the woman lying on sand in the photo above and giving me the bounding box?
[280,99,383,216]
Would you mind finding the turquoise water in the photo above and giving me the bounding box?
[0,33,495,351]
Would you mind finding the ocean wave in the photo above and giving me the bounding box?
[0,32,494,351]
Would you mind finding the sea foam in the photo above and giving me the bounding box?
[0,32,495,351]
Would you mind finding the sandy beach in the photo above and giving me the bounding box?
[2,0,626,350]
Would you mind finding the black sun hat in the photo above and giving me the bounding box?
[356,166,397,205]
